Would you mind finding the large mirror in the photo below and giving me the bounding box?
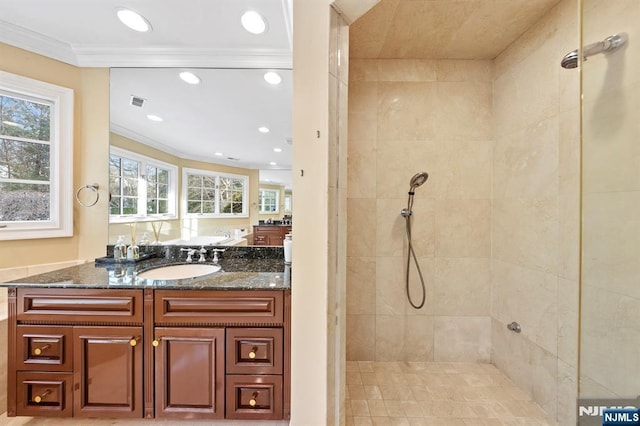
[108,68,292,246]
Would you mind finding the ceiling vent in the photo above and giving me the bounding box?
[285,137,292,145]
[129,95,146,108]
[227,157,240,161]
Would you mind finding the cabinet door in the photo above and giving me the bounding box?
[154,327,225,419]
[73,326,143,418]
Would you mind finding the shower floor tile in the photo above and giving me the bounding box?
[345,361,557,426]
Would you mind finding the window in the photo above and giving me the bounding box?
[183,168,248,217]
[259,188,279,214]
[284,193,292,213]
[109,147,177,222]
[0,71,73,240]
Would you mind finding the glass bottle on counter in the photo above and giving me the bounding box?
[113,235,126,261]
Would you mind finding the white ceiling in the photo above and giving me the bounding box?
[0,0,293,188]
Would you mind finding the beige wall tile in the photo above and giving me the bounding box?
[431,140,492,200]
[491,259,558,355]
[435,82,492,141]
[428,258,490,316]
[557,359,578,425]
[375,256,408,316]
[530,344,558,420]
[493,117,559,200]
[436,60,492,82]
[580,285,640,396]
[376,140,438,199]
[582,86,640,193]
[348,139,377,199]
[492,197,559,274]
[557,278,579,367]
[348,113,377,141]
[582,191,640,299]
[377,197,435,259]
[347,257,377,315]
[434,199,490,258]
[375,315,405,361]
[403,316,434,361]
[350,59,379,83]
[377,82,438,141]
[377,59,436,82]
[433,316,491,362]
[491,319,532,398]
[349,81,378,117]
[347,198,377,258]
[347,314,376,361]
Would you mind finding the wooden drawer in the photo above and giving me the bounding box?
[226,375,283,420]
[155,290,284,325]
[226,328,283,375]
[16,371,73,417]
[17,289,143,324]
[17,325,73,371]
[253,234,267,245]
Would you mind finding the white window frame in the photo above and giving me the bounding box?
[109,146,178,223]
[0,71,73,240]
[182,167,248,218]
[259,188,280,214]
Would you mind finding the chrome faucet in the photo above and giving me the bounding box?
[211,248,225,264]
[198,246,207,263]
[180,248,196,263]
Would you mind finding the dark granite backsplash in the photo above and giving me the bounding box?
[105,244,284,261]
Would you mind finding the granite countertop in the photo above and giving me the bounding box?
[1,248,291,291]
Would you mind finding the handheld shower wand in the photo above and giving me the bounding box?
[401,172,428,309]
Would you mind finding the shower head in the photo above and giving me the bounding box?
[561,50,579,69]
[561,33,628,69]
[409,172,429,190]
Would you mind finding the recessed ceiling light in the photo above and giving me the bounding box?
[273,148,282,153]
[263,72,282,85]
[179,71,201,85]
[116,8,152,32]
[214,152,223,156]
[241,11,267,35]
[269,161,277,166]
[146,114,163,122]
[258,126,270,133]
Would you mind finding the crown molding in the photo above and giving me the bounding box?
[74,47,292,68]
[0,20,78,64]
[0,20,292,69]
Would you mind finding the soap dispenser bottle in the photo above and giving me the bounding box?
[127,239,140,260]
[113,236,126,261]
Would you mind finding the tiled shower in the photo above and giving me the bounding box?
[346,0,580,424]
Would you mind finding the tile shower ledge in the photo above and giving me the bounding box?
[0,257,290,291]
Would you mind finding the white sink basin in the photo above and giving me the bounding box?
[138,264,221,280]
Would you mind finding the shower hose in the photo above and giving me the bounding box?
[404,192,426,309]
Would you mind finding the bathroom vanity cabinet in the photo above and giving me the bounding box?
[252,225,292,246]
[5,286,290,421]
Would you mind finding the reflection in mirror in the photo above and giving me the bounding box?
[108,68,292,246]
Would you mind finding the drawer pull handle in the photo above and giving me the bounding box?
[33,389,51,403]
[33,344,51,355]
[249,347,257,359]
[249,392,259,407]
[152,338,161,347]
[129,336,141,347]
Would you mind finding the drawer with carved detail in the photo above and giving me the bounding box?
[226,327,283,375]
[16,371,73,417]
[17,325,73,371]
[225,375,283,420]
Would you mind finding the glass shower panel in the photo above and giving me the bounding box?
[579,0,640,408]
